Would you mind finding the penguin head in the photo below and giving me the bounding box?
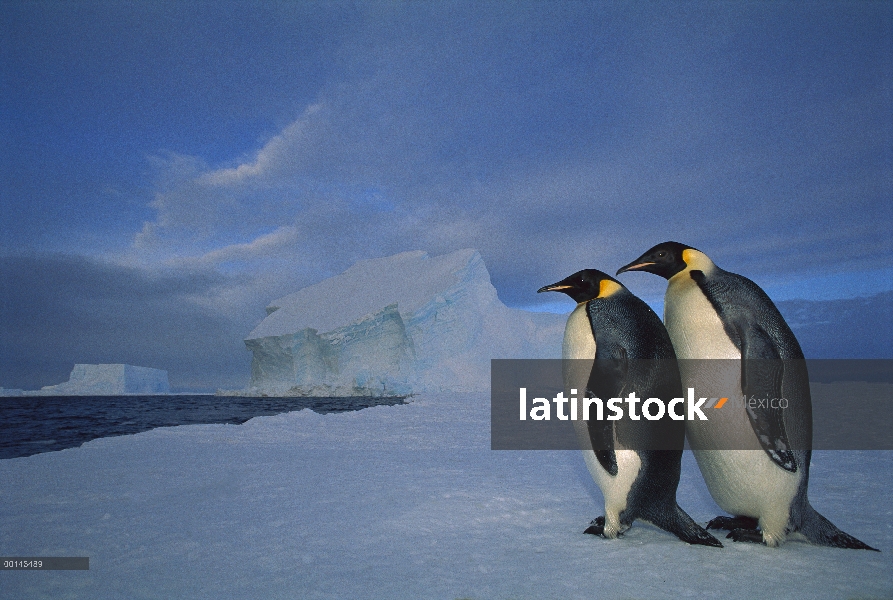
[616,241,702,280]
[537,269,626,303]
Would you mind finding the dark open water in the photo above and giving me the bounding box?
[0,395,406,460]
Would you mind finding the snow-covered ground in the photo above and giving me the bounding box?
[2,393,890,599]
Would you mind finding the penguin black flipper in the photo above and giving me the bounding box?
[690,269,798,472]
[586,360,619,475]
[586,330,628,477]
[589,420,617,476]
[738,325,797,472]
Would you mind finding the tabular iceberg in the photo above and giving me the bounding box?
[242,249,565,396]
[32,364,171,396]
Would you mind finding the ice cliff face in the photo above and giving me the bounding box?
[243,249,565,396]
[33,364,170,396]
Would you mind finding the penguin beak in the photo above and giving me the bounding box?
[537,284,571,293]
[616,261,654,275]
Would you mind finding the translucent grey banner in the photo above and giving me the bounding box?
[1,557,89,570]
[491,359,893,450]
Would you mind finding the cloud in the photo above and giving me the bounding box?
[777,292,893,359]
[180,226,302,267]
[198,103,326,186]
[124,2,890,316]
[0,253,253,391]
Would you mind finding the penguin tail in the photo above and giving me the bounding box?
[798,505,880,551]
[649,505,723,547]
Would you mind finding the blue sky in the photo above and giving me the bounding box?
[1,1,891,390]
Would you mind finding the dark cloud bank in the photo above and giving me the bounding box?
[1,253,890,392]
[0,253,251,392]
[777,292,893,361]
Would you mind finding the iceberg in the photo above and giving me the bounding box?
[29,364,171,396]
[242,249,565,396]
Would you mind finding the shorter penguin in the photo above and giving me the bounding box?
[617,241,879,550]
[539,269,721,547]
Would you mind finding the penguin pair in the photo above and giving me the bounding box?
[538,270,722,547]
[612,241,878,551]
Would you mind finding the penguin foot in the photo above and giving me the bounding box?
[726,528,764,544]
[584,516,606,536]
[707,515,759,531]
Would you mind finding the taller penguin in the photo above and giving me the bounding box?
[617,241,877,550]
[539,269,721,547]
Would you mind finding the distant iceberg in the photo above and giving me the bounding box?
[19,364,171,396]
[241,249,565,397]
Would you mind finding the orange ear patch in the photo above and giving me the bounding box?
[598,279,623,298]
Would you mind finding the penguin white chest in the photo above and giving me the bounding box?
[562,303,596,402]
[562,303,596,360]
[664,275,738,360]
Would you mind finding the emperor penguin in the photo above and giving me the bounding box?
[617,241,878,550]
[538,269,721,547]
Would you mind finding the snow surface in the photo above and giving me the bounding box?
[243,250,565,396]
[22,364,170,396]
[2,392,890,599]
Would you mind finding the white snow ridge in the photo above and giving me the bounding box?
[242,249,565,396]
